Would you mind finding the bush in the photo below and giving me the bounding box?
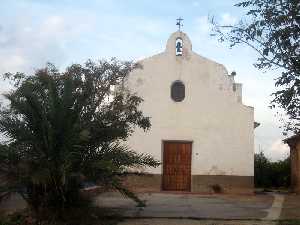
[254,152,290,189]
[0,206,121,225]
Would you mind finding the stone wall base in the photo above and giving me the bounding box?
[123,174,254,194]
[191,175,253,194]
[123,174,162,192]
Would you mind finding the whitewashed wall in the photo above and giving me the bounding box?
[125,32,254,176]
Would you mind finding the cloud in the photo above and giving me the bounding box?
[0,7,100,75]
[192,1,200,7]
[194,16,212,34]
[0,15,67,74]
[193,13,236,39]
[268,139,289,161]
[220,13,237,25]
[255,120,289,161]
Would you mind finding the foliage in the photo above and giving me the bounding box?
[0,206,121,225]
[254,151,290,188]
[211,0,300,134]
[277,220,300,225]
[0,59,160,216]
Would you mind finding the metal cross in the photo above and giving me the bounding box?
[176,17,184,31]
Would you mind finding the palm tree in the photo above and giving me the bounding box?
[0,60,159,215]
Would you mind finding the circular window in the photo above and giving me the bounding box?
[171,80,185,102]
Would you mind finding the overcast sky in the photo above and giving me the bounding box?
[0,0,290,161]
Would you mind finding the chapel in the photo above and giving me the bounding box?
[124,28,256,194]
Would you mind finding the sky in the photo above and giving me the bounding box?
[0,0,290,161]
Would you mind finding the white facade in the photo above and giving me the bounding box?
[125,31,254,177]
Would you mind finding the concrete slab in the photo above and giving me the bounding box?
[94,192,274,220]
[264,194,284,220]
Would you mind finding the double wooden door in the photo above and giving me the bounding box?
[162,141,192,191]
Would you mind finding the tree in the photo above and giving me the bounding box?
[254,151,290,188]
[211,0,300,134]
[0,59,159,216]
[254,152,272,187]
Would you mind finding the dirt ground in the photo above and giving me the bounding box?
[280,194,300,220]
[118,218,279,225]
[95,192,274,219]
[1,192,300,224]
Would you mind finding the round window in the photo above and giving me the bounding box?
[171,80,185,102]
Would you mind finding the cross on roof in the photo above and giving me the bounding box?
[176,17,184,31]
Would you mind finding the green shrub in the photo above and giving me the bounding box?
[254,152,290,189]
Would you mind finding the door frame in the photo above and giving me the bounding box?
[161,140,193,191]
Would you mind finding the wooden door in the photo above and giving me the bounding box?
[162,141,192,191]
